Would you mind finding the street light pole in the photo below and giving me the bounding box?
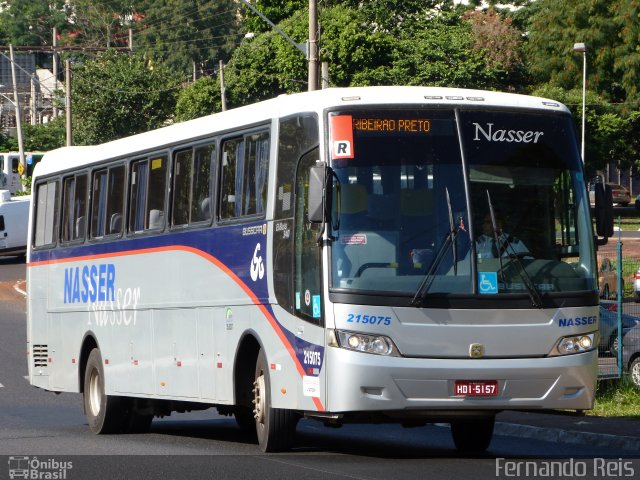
[573,42,587,163]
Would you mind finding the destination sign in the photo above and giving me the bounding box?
[353,118,431,134]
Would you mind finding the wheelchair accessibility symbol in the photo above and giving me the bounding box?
[478,272,498,294]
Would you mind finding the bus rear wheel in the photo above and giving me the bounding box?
[450,416,495,454]
[83,348,125,434]
[252,348,298,452]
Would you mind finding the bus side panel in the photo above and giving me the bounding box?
[49,312,83,392]
[28,263,51,390]
[152,309,199,398]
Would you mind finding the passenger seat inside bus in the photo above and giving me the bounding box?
[149,209,164,229]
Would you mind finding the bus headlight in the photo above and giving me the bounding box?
[334,330,400,356]
[552,333,597,356]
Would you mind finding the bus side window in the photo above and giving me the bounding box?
[129,156,167,232]
[61,173,87,243]
[172,149,193,227]
[34,181,59,248]
[219,131,269,221]
[91,165,125,238]
[192,144,214,223]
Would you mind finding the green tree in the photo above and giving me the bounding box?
[525,0,627,102]
[175,76,222,121]
[21,116,66,151]
[62,0,134,48]
[134,0,239,76]
[72,50,181,145]
[0,0,68,46]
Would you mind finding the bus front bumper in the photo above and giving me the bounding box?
[324,347,597,413]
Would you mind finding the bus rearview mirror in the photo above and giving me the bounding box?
[308,165,326,223]
[594,183,614,238]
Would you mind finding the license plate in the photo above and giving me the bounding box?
[454,380,498,397]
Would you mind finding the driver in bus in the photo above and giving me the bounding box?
[476,213,529,259]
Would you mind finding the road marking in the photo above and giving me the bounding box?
[0,383,4,388]
[13,280,27,297]
[23,376,29,380]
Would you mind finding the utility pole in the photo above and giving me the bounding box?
[308,0,318,91]
[321,61,329,89]
[53,27,58,117]
[219,60,227,112]
[9,45,25,177]
[30,76,36,125]
[65,59,72,146]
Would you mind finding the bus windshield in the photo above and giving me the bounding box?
[328,108,596,301]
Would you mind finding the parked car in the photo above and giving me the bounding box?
[599,302,639,354]
[589,183,631,206]
[617,320,640,388]
[635,266,640,302]
[636,194,640,211]
[598,257,621,299]
[610,183,631,206]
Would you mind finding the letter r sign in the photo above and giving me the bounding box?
[330,115,354,159]
[333,140,352,158]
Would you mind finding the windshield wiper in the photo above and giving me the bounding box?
[411,188,458,307]
[486,190,543,308]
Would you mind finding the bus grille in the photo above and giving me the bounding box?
[32,345,48,368]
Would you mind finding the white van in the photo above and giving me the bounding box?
[0,190,30,257]
[0,152,22,195]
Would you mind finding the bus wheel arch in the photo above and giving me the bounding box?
[78,332,99,394]
[233,332,261,434]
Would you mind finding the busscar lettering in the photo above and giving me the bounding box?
[473,123,544,144]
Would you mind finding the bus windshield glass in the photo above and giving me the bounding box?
[328,108,596,300]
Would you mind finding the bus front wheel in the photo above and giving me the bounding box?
[450,416,495,454]
[252,348,298,452]
[83,348,125,434]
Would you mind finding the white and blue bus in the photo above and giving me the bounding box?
[27,86,611,453]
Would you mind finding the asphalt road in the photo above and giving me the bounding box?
[0,255,638,480]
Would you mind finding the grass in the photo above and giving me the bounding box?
[589,377,640,418]
[615,208,640,231]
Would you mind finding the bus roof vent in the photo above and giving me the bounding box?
[424,95,443,100]
[466,97,485,101]
[341,96,361,102]
[542,101,560,107]
[445,96,464,101]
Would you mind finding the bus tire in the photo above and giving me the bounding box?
[83,348,125,434]
[234,406,257,435]
[253,348,298,452]
[450,416,495,454]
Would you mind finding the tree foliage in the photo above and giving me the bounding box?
[134,0,240,76]
[0,0,68,46]
[72,50,181,145]
[175,76,221,122]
